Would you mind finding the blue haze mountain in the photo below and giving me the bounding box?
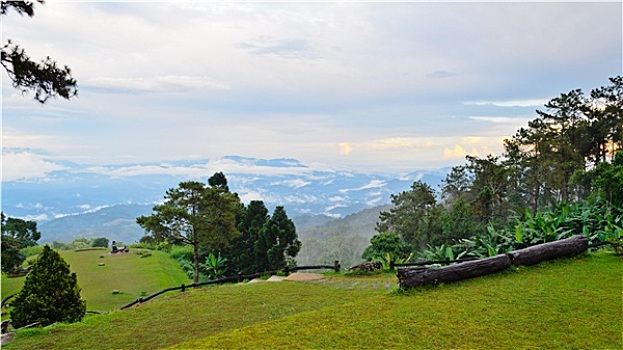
[3,156,449,245]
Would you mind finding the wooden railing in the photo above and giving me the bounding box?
[121,261,341,310]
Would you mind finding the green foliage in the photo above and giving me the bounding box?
[422,199,622,260]
[51,241,72,250]
[11,245,86,328]
[1,1,78,104]
[200,252,228,280]
[169,245,194,262]
[137,176,241,283]
[606,237,623,255]
[1,213,41,272]
[20,245,44,258]
[361,232,413,263]
[1,235,25,274]
[258,206,301,271]
[227,200,269,275]
[376,181,441,250]
[1,212,41,247]
[91,237,109,248]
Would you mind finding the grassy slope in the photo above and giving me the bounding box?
[1,248,190,313]
[5,252,622,350]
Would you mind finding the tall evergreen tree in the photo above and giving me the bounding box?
[228,200,269,274]
[11,245,86,328]
[377,180,440,250]
[259,206,301,271]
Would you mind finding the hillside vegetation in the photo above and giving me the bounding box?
[5,251,621,350]
[296,205,391,267]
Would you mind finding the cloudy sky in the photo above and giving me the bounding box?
[2,1,622,180]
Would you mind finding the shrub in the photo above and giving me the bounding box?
[20,245,44,258]
[169,245,194,261]
[11,245,86,328]
[91,237,109,248]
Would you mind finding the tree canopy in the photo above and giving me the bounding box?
[1,212,41,273]
[137,178,241,283]
[1,0,77,103]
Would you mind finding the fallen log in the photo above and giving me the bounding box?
[507,234,588,267]
[397,254,511,288]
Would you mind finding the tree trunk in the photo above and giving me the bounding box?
[398,235,589,289]
[397,254,511,289]
[507,234,588,267]
[193,243,199,284]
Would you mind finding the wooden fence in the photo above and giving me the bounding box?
[120,261,341,310]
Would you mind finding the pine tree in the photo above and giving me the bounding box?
[260,206,301,271]
[11,245,86,328]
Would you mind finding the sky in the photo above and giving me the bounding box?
[2,1,622,181]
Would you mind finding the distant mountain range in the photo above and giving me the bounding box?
[3,155,449,244]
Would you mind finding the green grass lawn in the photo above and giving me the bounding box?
[4,251,621,350]
[1,248,190,313]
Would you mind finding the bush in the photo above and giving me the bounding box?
[11,245,86,328]
[169,245,193,261]
[91,237,109,248]
[20,245,44,258]
[51,241,72,250]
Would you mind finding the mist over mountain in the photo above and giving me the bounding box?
[3,155,449,244]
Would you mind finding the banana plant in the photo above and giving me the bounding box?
[200,252,228,280]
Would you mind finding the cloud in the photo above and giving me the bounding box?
[235,37,319,60]
[443,144,469,159]
[84,157,315,179]
[339,143,353,155]
[426,70,458,79]
[1,2,620,177]
[85,76,231,93]
[469,116,532,124]
[368,137,419,150]
[464,99,549,108]
[272,179,311,189]
[2,151,67,181]
[339,180,386,193]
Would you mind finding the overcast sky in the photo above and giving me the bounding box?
[2,1,622,181]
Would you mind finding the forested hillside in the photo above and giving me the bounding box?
[296,205,391,267]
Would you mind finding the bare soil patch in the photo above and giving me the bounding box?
[284,272,325,281]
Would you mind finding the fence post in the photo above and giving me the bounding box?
[389,261,395,270]
[181,284,185,292]
[284,266,290,276]
[334,260,340,273]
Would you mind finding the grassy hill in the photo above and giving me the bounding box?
[1,248,190,313]
[4,251,621,350]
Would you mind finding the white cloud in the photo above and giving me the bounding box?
[469,116,533,124]
[1,2,620,176]
[339,180,386,193]
[273,179,311,189]
[1,152,67,181]
[85,76,231,93]
[328,196,347,202]
[339,143,353,156]
[464,99,549,108]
